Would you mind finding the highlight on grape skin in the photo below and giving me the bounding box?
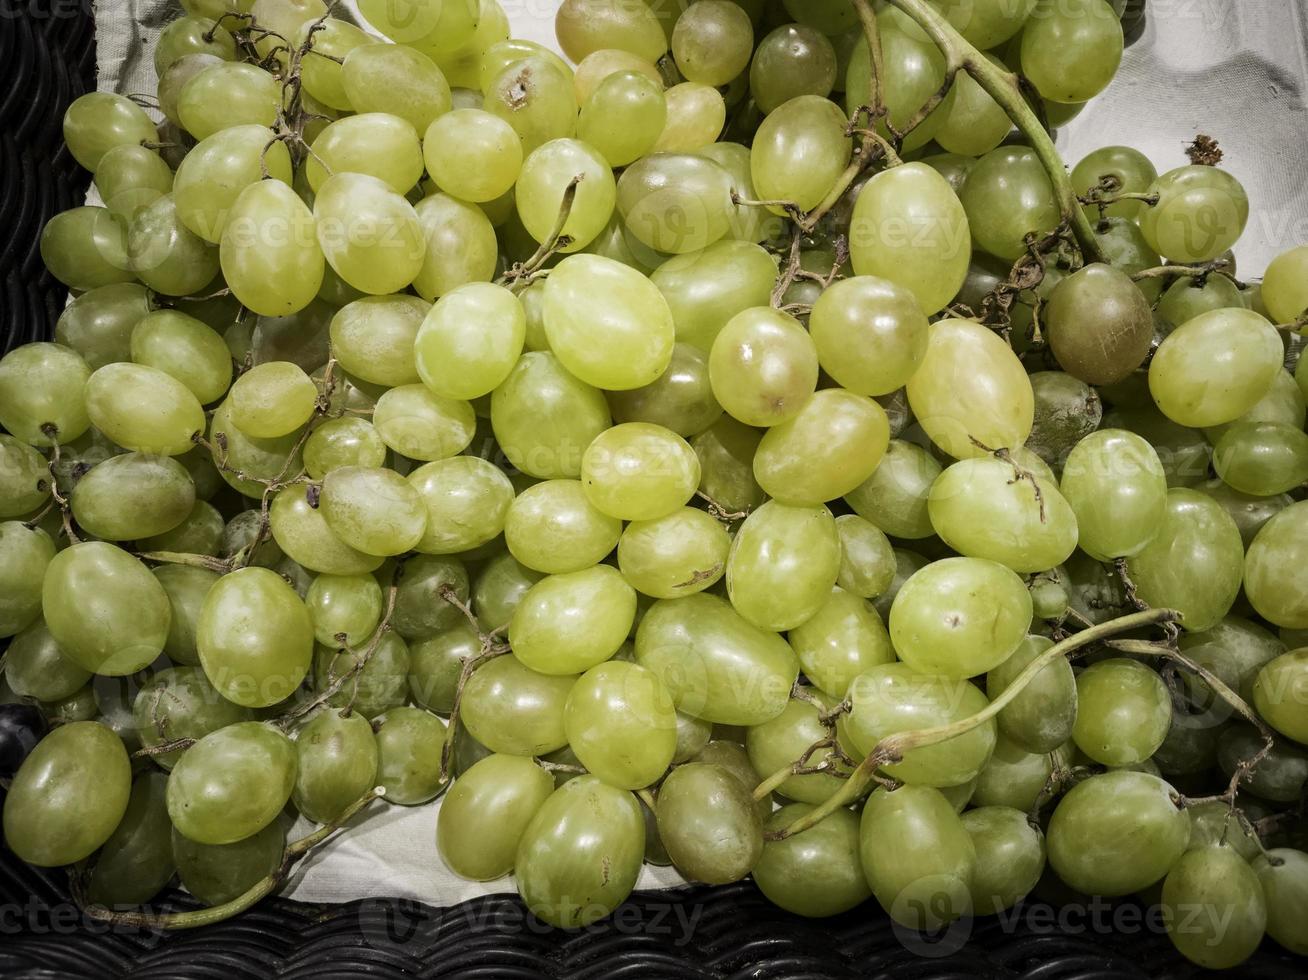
[1,0,1307,970]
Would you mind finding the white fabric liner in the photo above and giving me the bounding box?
[87,0,1307,904]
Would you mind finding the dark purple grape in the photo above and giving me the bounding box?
[0,703,48,778]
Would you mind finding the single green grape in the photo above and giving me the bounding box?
[5,620,92,702]
[671,0,752,85]
[173,125,293,243]
[482,56,578,154]
[303,418,385,479]
[86,771,175,908]
[651,82,727,154]
[971,735,1063,811]
[749,24,836,114]
[130,310,232,405]
[228,362,317,439]
[617,507,730,599]
[1162,845,1267,969]
[1255,849,1308,956]
[809,276,929,396]
[834,515,896,601]
[928,0,1036,51]
[1157,273,1244,328]
[516,139,617,255]
[372,384,476,463]
[492,352,611,480]
[1072,658,1171,766]
[414,283,523,401]
[656,763,762,884]
[1140,165,1250,264]
[509,566,636,675]
[341,42,450,133]
[578,71,666,168]
[62,91,158,170]
[221,178,325,318]
[690,415,765,515]
[304,573,382,648]
[607,342,722,438]
[845,440,941,539]
[423,109,522,204]
[39,206,134,292]
[372,705,447,805]
[69,452,195,541]
[984,632,1077,754]
[617,153,736,255]
[0,342,92,446]
[845,13,956,153]
[961,146,1059,262]
[407,457,514,555]
[745,690,858,805]
[305,113,424,195]
[1214,422,1308,496]
[319,465,428,557]
[755,803,871,917]
[1043,263,1153,386]
[268,483,383,576]
[1059,429,1167,560]
[314,173,426,296]
[751,95,851,214]
[55,281,150,370]
[1252,650,1308,744]
[133,665,252,769]
[570,47,657,103]
[580,423,700,521]
[651,241,778,352]
[1021,0,1123,104]
[438,754,554,880]
[178,61,281,140]
[293,709,379,824]
[0,523,54,638]
[708,307,818,428]
[727,501,841,632]
[1206,368,1306,446]
[460,655,575,756]
[962,805,1045,915]
[564,661,677,789]
[1244,501,1308,629]
[173,819,285,907]
[504,479,621,575]
[93,143,175,223]
[406,622,478,714]
[1262,245,1308,323]
[326,295,425,389]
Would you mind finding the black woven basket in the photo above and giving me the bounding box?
[0,5,1303,979]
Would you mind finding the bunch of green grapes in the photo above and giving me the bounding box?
[3,0,1308,969]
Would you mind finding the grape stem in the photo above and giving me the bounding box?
[765,606,1182,841]
[38,425,79,545]
[875,0,1108,264]
[499,176,582,288]
[77,786,385,930]
[1130,259,1235,285]
[435,584,511,784]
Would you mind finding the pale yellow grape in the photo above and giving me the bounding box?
[479,38,574,95]
[269,483,383,575]
[483,56,579,154]
[1140,165,1249,265]
[753,389,889,506]
[504,479,622,574]
[93,144,175,222]
[1060,429,1168,560]
[789,587,895,700]
[578,71,666,168]
[313,173,425,295]
[564,661,677,790]
[580,423,701,522]
[542,254,675,391]
[408,456,515,554]
[1262,245,1308,323]
[697,141,789,245]
[650,240,778,351]
[510,565,636,675]
[320,466,428,557]
[296,18,376,110]
[555,0,667,63]
[85,363,204,456]
[329,294,428,389]
[617,153,736,255]
[228,362,318,439]
[248,0,325,62]
[177,62,280,140]
[340,43,451,133]
[62,91,158,171]
[751,95,851,214]
[0,343,92,446]
[305,114,424,195]
[220,179,325,317]
[415,283,525,400]
[809,276,928,396]
[516,139,616,253]
[412,193,498,301]
[423,110,523,204]
[172,126,292,243]
[906,318,1034,459]
[708,307,818,427]
[727,501,841,631]
[303,417,385,479]
[617,507,731,599]
[372,384,476,462]
[491,352,611,479]
[572,49,661,104]
[653,83,726,154]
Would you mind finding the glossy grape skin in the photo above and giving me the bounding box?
[133,666,252,770]
[371,385,475,464]
[517,139,617,256]
[617,153,735,256]
[668,0,750,85]
[1021,0,1123,104]
[1262,245,1308,323]
[1206,367,1306,446]
[1162,845,1267,969]
[751,95,851,215]
[437,754,554,881]
[174,818,285,907]
[848,163,970,316]
[607,342,722,438]
[571,47,658,103]
[726,501,841,632]
[972,735,1062,811]
[154,14,236,74]
[656,763,762,884]
[314,173,426,296]
[338,41,449,133]
[934,53,1012,157]
[371,706,447,806]
[404,195,494,304]
[1252,651,1308,744]
[391,555,469,641]
[1059,429,1167,560]
[86,771,175,908]
[86,362,206,457]
[961,146,1059,262]
[1140,166,1250,265]
[292,709,378,824]
[502,480,618,576]
[1071,144,1158,221]
[564,661,677,790]
[1047,770,1190,896]
[846,663,997,787]
[1125,488,1244,633]
[39,206,133,292]
[492,352,611,480]
[300,418,382,479]
[69,452,195,541]
[845,440,941,540]
[650,82,726,155]
[165,721,296,845]
[1157,275,1243,330]
[1245,502,1308,629]
[5,621,91,702]
[509,566,636,675]
[128,309,231,405]
[1043,263,1153,387]
[196,566,313,708]
[543,254,675,391]
[177,59,281,140]
[409,287,522,403]
[304,114,423,197]
[845,10,956,151]
[268,483,381,576]
[0,342,92,446]
[635,593,798,726]
[555,0,665,62]
[985,635,1077,755]
[1213,422,1308,497]
[809,276,928,397]
[962,806,1045,915]
[651,242,778,353]
[689,416,764,517]
[788,586,894,700]
[406,622,477,715]
[515,775,644,927]
[708,307,818,428]
[406,457,513,556]
[745,691,856,805]
[52,281,147,372]
[317,466,428,558]
[0,523,53,639]
[483,55,578,155]
[1256,849,1308,955]
[859,785,976,929]
[461,655,575,757]
[579,423,699,522]
[1072,658,1171,766]
[221,179,325,317]
[834,515,896,601]
[93,142,174,223]
[752,803,869,917]
[313,630,410,720]
[616,507,730,600]
[62,91,159,170]
[577,70,666,169]
[422,110,521,205]
[172,125,291,244]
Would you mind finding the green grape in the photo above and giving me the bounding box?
[422,111,521,208]
[294,17,376,109]
[1140,166,1249,264]
[304,113,424,196]
[935,55,1013,157]
[1047,770,1189,896]
[62,91,158,171]
[461,655,575,756]
[340,42,450,133]
[504,479,622,575]
[93,143,174,222]
[555,0,667,61]
[927,456,1077,573]
[38,206,133,292]
[1206,368,1306,445]
[68,452,193,541]
[196,566,313,707]
[158,52,223,127]
[579,423,699,521]
[708,307,817,427]
[749,24,837,114]
[174,818,284,906]
[845,440,941,539]
[5,620,92,702]
[0,523,54,637]
[42,542,169,674]
[1184,800,1262,859]
[479,37,574,94]
[1158,273,1244,328]
[809,276,928,397]
[372,384,476,463]
[834,515,896,600]
[750,95,851,214]
[1059,429,1167,560]
[128,310,231,406]
[166,721,296,844]
[412,192,499,302]
[1125,488,1244,632]
[178,61,280,139]
[154,14,236,74]
[516,139,617,255]
[670,0,752,85]
[1021,0,1123,103]
[656,763,762,883]
[985,635,1077,754]
[1262,245,1308,323]
[155,564,221,666]
[859,785,976,929]
[617,153,735,255]
[1255,849,1308,955]
[303,418,385,479]
[972,735,1062,811]
[542,254,675,390]
[571,47,658,102]
[578,71,666,168]
[319,466,428,557]
[1214,422,1308,496]
[221,179,325,317]
[755,803,870,917]
[1162,845,1267,969]
[745,690,857,804]
[696,142,789,244]
[651,82,726,153]
[227,362,317,439]
[727,501,841,631]
[292,709,379,824]
[210,401,303,499]
[1253,650,1308,744]
[846,663,997,786]
[962,146,1060,260]
[327,294,426,389]
[928,0,1035,50]
[672,709,713,764]
[515,775,644,927]
[407,622,478,714]
[391,554,469,640]
[0,436,51,518]
[650,240,777,351]
[906,318,1034,459]
[438,754,554,880]
[372,706,447,805]
[126,194,220,296]
[314,173,425,295]
[1042,264,1153,386]
[53,282,149,371]
[617,507,730,599]
[564,661,676,789]
[135,665,252,771]
[509,566,636,674]
[492,353,611,478]
[2,721,131,866]
[86,771,174,907]
[1072,144,1158,222]
[304,573,382,647]
[413,284,523,401]
[889,557,1031,678]
[962,805,1045,915]
[845,14,956,153]
[848,163,970,316]
[636,593,798,725]
[1072,658,1170,766]
[408,456,514,554]
[690,415,765,515]
[484,56,578,154]
[607,342,722,437]
[1104,403,1212,488]
[173,125,292,243]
